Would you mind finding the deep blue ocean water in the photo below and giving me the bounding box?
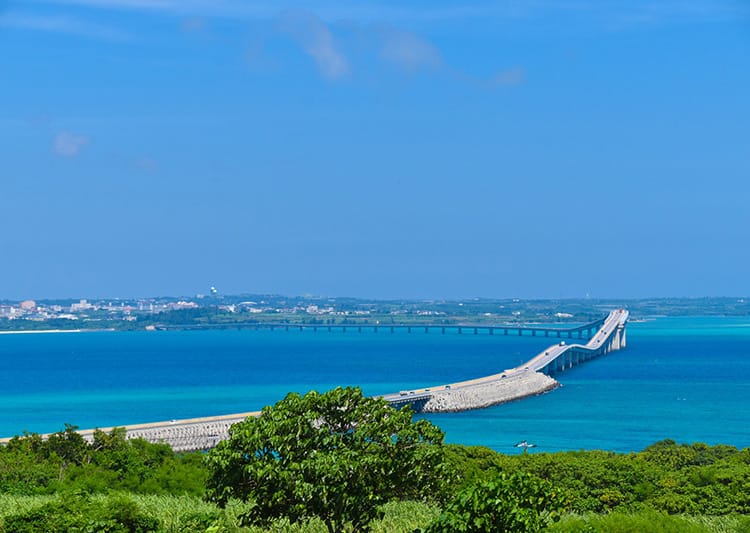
[1,317,748,454]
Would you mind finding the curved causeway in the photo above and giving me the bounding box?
[383,309,629,413]
[0,310,628,452]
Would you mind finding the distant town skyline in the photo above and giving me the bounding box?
[2,1,749,300]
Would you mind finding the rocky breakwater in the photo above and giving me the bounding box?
[420,370,559,413]
[74,412,258,453]
[124,419,238,452]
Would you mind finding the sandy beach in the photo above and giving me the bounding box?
[0,329,84,335]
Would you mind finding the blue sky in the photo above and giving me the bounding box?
[1,1,749,300]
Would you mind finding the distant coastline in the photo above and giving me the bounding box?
[1,295,748,335]
[0,329,85,335]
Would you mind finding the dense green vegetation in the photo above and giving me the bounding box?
[446,440,750,516]
[205,387,449,533]
[427,473,565,532]
[0,424,206,497]
[2,390,750,531]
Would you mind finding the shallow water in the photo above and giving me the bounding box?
[1,317,748,453]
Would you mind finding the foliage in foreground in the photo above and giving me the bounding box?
[204,386,451,533]
[0,494,439,533]
[0,425,206,497]
[5,387,750,531]
[446,439,750,516]
[427,472,565,533]
[2,494,750,533]
[549,511,750,533]
[2,493,160,533]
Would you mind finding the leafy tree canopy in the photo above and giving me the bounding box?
[204,386,450,533]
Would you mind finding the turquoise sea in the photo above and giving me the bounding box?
[1,316,749,453]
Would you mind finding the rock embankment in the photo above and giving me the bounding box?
[125,420,238,452]
[420,371,559,413]
[65,412,259,453]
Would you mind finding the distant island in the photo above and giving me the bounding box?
[0,294,747,332]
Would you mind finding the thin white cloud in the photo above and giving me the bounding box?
[181,16,207,34]
[53,131,89,157]
[379,27,442,72]
[488,67,525,87]
[132,156,158,173]
[0,13,132,41]
[278,10,348,80]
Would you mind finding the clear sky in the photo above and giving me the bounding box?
[1,1,749,300]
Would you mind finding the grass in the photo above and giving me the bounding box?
[549,511,750,533]
[0,494,55,517]
[2,494,749,532]
[0,494,438,533]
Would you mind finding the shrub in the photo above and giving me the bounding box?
[1,493,160,533]
[426,472,565,533]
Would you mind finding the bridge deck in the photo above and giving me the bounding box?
[157,318,606,337]
[382,309,629,411]
[0,312,627,452]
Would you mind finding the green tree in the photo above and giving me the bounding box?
[204,386,450,533]
[426,472,565,533]
[45,424,91,469]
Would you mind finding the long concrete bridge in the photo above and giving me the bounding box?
[385,309,629,413]
[157,319,606,339]
[1,311,627,452]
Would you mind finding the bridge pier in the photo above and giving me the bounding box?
[525,311,627,379]
[614,326,625,350]
[474,328,478,335]
[489,328,494,335]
